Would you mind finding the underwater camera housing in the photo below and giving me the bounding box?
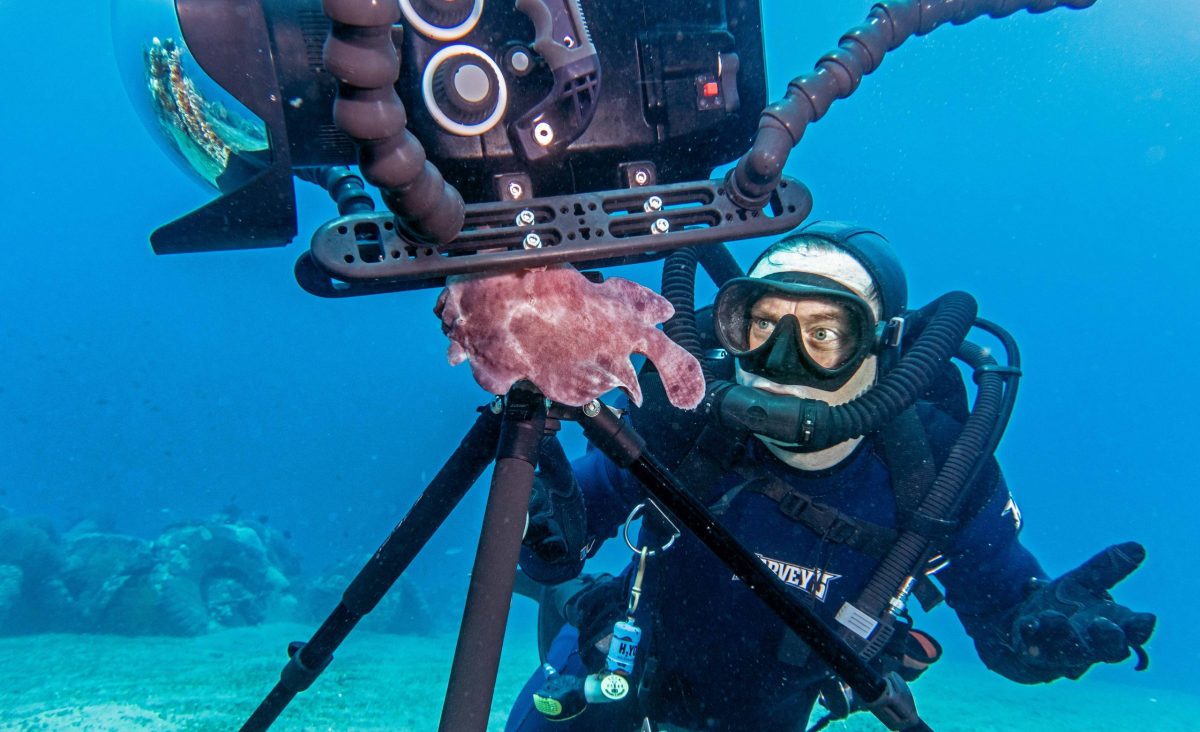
[125,0,812,293]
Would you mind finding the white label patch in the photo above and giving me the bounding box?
[749,553,842,602]
[835,602,878,640]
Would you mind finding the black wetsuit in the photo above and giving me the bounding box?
[507,403,1046,731]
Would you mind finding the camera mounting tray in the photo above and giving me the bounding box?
[296,176,811,297]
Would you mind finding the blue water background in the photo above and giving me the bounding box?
[1,0,1196,701]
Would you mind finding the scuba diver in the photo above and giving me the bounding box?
[506,222,1158,732]
[109,1,1147,729]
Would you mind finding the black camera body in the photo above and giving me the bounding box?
[231,0,767,201]
[159,0,801,290]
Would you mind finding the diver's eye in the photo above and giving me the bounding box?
[807,327,842,349]
[752,317,775,333]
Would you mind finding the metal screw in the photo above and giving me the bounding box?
[507,180,525,199]
[643,195,663,213]
[582,400,601,418]
[633,170,649,186]
[651,218,670,235]
[490,396,504,414]
[534,122,555,146]
[523,232,543,249]
[516,209,536,226]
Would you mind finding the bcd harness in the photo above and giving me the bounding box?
[631,370,998,667]
[527,366,1003,725]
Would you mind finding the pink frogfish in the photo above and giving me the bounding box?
[435,265,705,409]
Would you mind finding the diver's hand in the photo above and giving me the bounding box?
[523,436,588,566]
[1009,542,1156,683]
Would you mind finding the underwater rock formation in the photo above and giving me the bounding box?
[144,518,302,636]
[62,529,155,635]
[0,509,451,638]
[0,508,72,634]
[0,510,304,636]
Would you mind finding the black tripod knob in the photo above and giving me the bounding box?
[401,0,482,40]
[425,48,506,133]
[410,0,475,27]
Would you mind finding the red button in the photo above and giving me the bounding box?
[702,81,720,97]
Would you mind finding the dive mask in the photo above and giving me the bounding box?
[714,272,879,390]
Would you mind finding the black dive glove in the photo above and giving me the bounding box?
[995,542,1156,684]
[523,436,588,568]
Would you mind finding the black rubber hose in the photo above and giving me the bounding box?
[661,245,745,384]
[296,166,376,216]
[711,291,978,450]
[661,248,705,357]
[971,317,1023,465]
[853,341,1005,621]
[829,292,976,437]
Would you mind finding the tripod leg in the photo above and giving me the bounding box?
[239,406,503,732]
[439,387,547,732]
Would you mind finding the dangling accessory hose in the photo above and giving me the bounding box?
[296,167,375,217]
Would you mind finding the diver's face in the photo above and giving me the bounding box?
[746,294,859,370]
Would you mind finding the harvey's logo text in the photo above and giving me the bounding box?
[750,553,842,602]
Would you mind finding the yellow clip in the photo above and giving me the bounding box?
[532,695,563,718]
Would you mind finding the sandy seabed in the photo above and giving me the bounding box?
[0,624,1193,731]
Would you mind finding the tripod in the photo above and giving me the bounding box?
[238,385,932,732]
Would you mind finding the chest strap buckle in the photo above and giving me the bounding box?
[777,491,859,545]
